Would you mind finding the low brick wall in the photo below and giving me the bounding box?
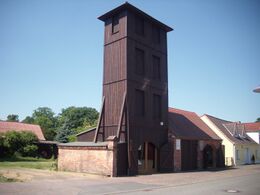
[58,138,117,176]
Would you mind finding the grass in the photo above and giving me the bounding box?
[0,174,20,182]
[0,156,57,170]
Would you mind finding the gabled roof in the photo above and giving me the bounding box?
[168,108,221,140]
[223,123,246,137]
[0,121,45,140]
[243,122,260,132]
[75,127,96,136]
[98,2,173,32]
[203,115,256,144]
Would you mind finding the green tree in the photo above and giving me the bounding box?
[55,121,75,143]
[58,106,98,133]
[55,107,98,142]
[256,118,260,122]
[32,107,58,140]
[6,114,19,122]
[22,116,35,124]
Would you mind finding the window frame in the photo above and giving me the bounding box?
[112,15,119,34]
[236,149,240,160]
[135,89,145,117]
[135,48,145,76]
[152,55,161,81]
[135,16,144,36]
[152,26,160,44]
[153,94,162,120]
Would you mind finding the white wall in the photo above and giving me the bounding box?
[246,132,260,144]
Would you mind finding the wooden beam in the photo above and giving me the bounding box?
[145,142,148,171]
[116,92,127,140]
[94,96,105,143]
[126,98,131,170]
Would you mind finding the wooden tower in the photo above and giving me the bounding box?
[95,2,172,175]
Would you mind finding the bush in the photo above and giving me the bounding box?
[0,133,8,157]
[22,145,38,157]
[3,131,22,155]
[1,131,38,157]
[67,135,76,142]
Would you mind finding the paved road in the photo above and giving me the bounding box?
[0,165,260,195]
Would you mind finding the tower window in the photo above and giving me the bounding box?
[135,16,144,36]
[135,89,145,116]
[152,55,161,80]
[153,94,161,119]
[135,48,145,75]
[112,15,119,34]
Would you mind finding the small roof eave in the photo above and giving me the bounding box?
[75,127,96,136]
[98,2,173,32]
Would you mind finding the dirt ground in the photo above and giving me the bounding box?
[0,167,104,182]
[1,164,259,184]
[0,165,260,195]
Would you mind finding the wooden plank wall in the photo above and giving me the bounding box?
[126,11,169,148]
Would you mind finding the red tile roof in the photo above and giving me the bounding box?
[243,122,260,132]
[168,108,221,140]
[204,115,256,144]
[0,121,45,140]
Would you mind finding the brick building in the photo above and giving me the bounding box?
[168,108,224,171]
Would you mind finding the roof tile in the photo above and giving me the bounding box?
[168,108,221,140]
[0,121,45,140]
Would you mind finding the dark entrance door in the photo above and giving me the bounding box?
[181,140,198,171]
[203,145,213,168]
[138,142,157,174]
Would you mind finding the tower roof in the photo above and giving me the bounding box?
[98,2,173,32]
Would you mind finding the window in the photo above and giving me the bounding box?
[256,150,259,159]
[135,48,145,75]
[152,26,160,44]
[135,89,145,116]
[153,94,161,119]
[135,16,144,36]
[236,149,240,160]
[112,15,119,34]
[176,139,181,150]
[152,55,161,80]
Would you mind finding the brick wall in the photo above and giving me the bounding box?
[197,140,221,169]
[58,136,117,176]
[173,138,181,171]
[173,138,222,171]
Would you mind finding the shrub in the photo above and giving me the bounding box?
[22,145,38,157]
[0,133,8,157]
[2,131,38,157]
[67,135,76,142]
[3,131,22,155]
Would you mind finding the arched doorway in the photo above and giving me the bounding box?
[203,145,213,169]
[138,142,157,174]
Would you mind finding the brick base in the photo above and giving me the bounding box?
[58,137,117,176]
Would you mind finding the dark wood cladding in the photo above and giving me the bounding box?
[103,81,126,125]
[98,3,172,174]
[77,129,95,142]
[103,39,127,84]
[127,11,168,54]
[126,10,169,149]
[101,10,128,141]
[104,11,127,46]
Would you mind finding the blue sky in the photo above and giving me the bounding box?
[0,0,259,122]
